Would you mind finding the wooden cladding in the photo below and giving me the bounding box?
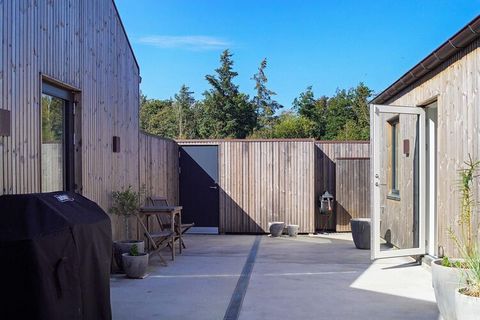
[385,37,480,257]
[315,142,370,231]
[0,0,140,240]
[179,140,316,233]
[335,158,371,232]
[139,133,179,207]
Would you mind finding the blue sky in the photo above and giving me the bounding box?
[115,1,479,108]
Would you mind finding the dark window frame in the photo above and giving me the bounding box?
[41,82,75,192]
[388,117,400,200]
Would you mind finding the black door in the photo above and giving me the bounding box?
[179,146,219,232]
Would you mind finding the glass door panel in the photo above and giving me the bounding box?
[371,104,426,259]
[41,94,65,192]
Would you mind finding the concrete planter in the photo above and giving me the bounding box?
[122,252,149,279]
[269,222,285,237]
[432,259,465,320]
[455,288,480,320]
[350,218,370,249]
[114,240,145,272]
[287,225,299,237]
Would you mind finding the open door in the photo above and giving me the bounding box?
[370,104,425,259]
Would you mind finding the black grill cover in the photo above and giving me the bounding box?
[0,192,112,320]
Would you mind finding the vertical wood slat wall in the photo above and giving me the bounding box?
[138,133,179,237]
[335,158,371,232]
[385,38,480,257]
[314,142,370,231]
[179,140,316,233]
[0,0,140,240]
[139,133,179,206]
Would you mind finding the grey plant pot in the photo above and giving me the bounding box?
[122,252,149,279]
[114,240,145,272]
[287,225,299,237]
[455,288,480,320]
[350,218,371,249]
[269,222,285,237]
[432,259,465,320]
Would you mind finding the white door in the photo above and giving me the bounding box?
[370,104,426,259]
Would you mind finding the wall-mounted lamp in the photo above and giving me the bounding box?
[0,110,11,137]
[112,136,120,153]
[320,191,334,215]
[403,139,410,157]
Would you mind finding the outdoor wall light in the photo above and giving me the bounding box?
[403,139,410,157]
[0,109,11,137]
[320,191,334,215]
[112,136,120,153]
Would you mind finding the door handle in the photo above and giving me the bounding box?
[209,186,218,189]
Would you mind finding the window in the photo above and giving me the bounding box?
[389,118,400,199]
[41,82,75,192]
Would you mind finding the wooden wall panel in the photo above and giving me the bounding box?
[139,133,179,206]
[178,140,316,233]
[335,158,370,232]
[384,38,480,257]
[314,142,370,231]
[0,0,140,240]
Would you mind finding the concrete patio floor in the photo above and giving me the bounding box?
[111,234,440,320]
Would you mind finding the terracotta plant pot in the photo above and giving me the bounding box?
[455,288,480,320]
[122,252,149,279]
[432,259,465,320]
[114,240,145,272]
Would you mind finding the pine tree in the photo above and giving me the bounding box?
[252,58,282,129]
[292,87,327,139]
[174,85,195,139]
[201,50,256,138]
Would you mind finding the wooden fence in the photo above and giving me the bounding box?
[335,158,371,232]
[178,140,316,233]
[315,141,370,231]
[139,132,179,206]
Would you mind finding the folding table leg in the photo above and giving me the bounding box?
[136,214,168,266]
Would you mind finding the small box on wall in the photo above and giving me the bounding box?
[112,136,120,153]
[403,139,410,157]
[0,110,11,136]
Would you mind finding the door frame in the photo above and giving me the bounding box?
[425,102,438,256]
[178,144,220,234]
[40,76,81,193]
[370,104,426,259]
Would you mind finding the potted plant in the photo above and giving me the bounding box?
[432,156,479,320]
[110,185,145,272]
[122,244,149,279]
[454,246,480,319]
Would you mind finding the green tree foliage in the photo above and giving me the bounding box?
[270,112,316,138]
[323,88,355,140]
[140,98,177,138]
[139,49,373,141]
[174,85,196,139]
[199,50,256,138]
[41,95,64,143]
[252,58,282,129]
[140,85,198,139]
[327,83,372,140]
[293,87,328,139]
